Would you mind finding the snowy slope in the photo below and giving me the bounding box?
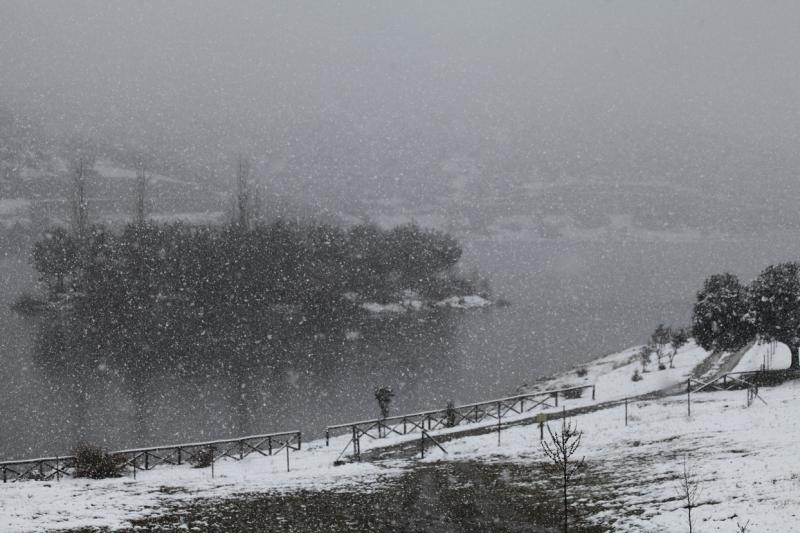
[733,342,792,372]
[524,341,711,401]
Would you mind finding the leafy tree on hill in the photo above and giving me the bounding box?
[668,327,690,368]
[650,323,671,370]
[691,273,754,353]
[750,262,800,370]
[638,344,653,372]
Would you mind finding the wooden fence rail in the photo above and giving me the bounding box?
[689,370,766,394]
[325,384,595,447]
[0,455,74,483]
[0,430,301,483]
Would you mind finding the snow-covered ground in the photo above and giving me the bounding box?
[0,442,396,532]
[422,380,800,532]
[733,341,792,373]
[362,294,492,313]
[523,340,710,401]
[5,339,799,532]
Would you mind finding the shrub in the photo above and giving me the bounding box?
[575,367,588,377]
[374,386,394,419]
[445,400,458,427]
[631,369,643,382]
[563,387,584,399]
[189,446,216,468]
[658,363,667,371]
[72,444,125,479]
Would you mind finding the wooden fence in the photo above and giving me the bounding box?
[325,384,595,448]
[0,430,301,483]
[689,370,770,394]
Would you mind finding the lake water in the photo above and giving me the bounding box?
[2,232,799,460]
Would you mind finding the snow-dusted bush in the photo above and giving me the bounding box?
[445,400,458,428]
[72,444,125,479]
[189,446,215,468]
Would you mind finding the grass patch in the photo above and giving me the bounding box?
[101,462,612,532]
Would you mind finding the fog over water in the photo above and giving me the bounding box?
[1,1,800,458]
[3,1,800,207]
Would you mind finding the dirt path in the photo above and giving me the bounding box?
[690,341,753,381]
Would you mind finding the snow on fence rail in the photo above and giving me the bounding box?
[324,384,596,447]
[688,369,788,394]
[0,430,301,483]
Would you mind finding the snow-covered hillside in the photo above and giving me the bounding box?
[523,340,711,400]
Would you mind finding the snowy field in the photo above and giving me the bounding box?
[424,380,800,532]
[3,340,799,532]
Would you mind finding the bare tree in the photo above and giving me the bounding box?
[638,344,653,372]
[675,455,701,533]
[669,327,690,368]
[736,520,751,533]
[651,324,671,369]
[235,155,251,228]
[135,164,148,224]
[541,417,585,533]
[72,157,91,239]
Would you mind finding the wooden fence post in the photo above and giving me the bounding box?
[687,379,691,417]
[592,385,596,400]
[497,401,502,446]
[624,398,628,426]
[534,412,546,440]
[325,430,329,447]
[351,426,361,461]
[286,442,290,472]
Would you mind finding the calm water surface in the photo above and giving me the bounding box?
[1,233,798,459]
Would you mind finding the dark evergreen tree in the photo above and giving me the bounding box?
[750,262,800,370]
[692,273,754,353]
[32,227,78,294]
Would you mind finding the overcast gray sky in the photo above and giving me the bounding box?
[2,1,799,206]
